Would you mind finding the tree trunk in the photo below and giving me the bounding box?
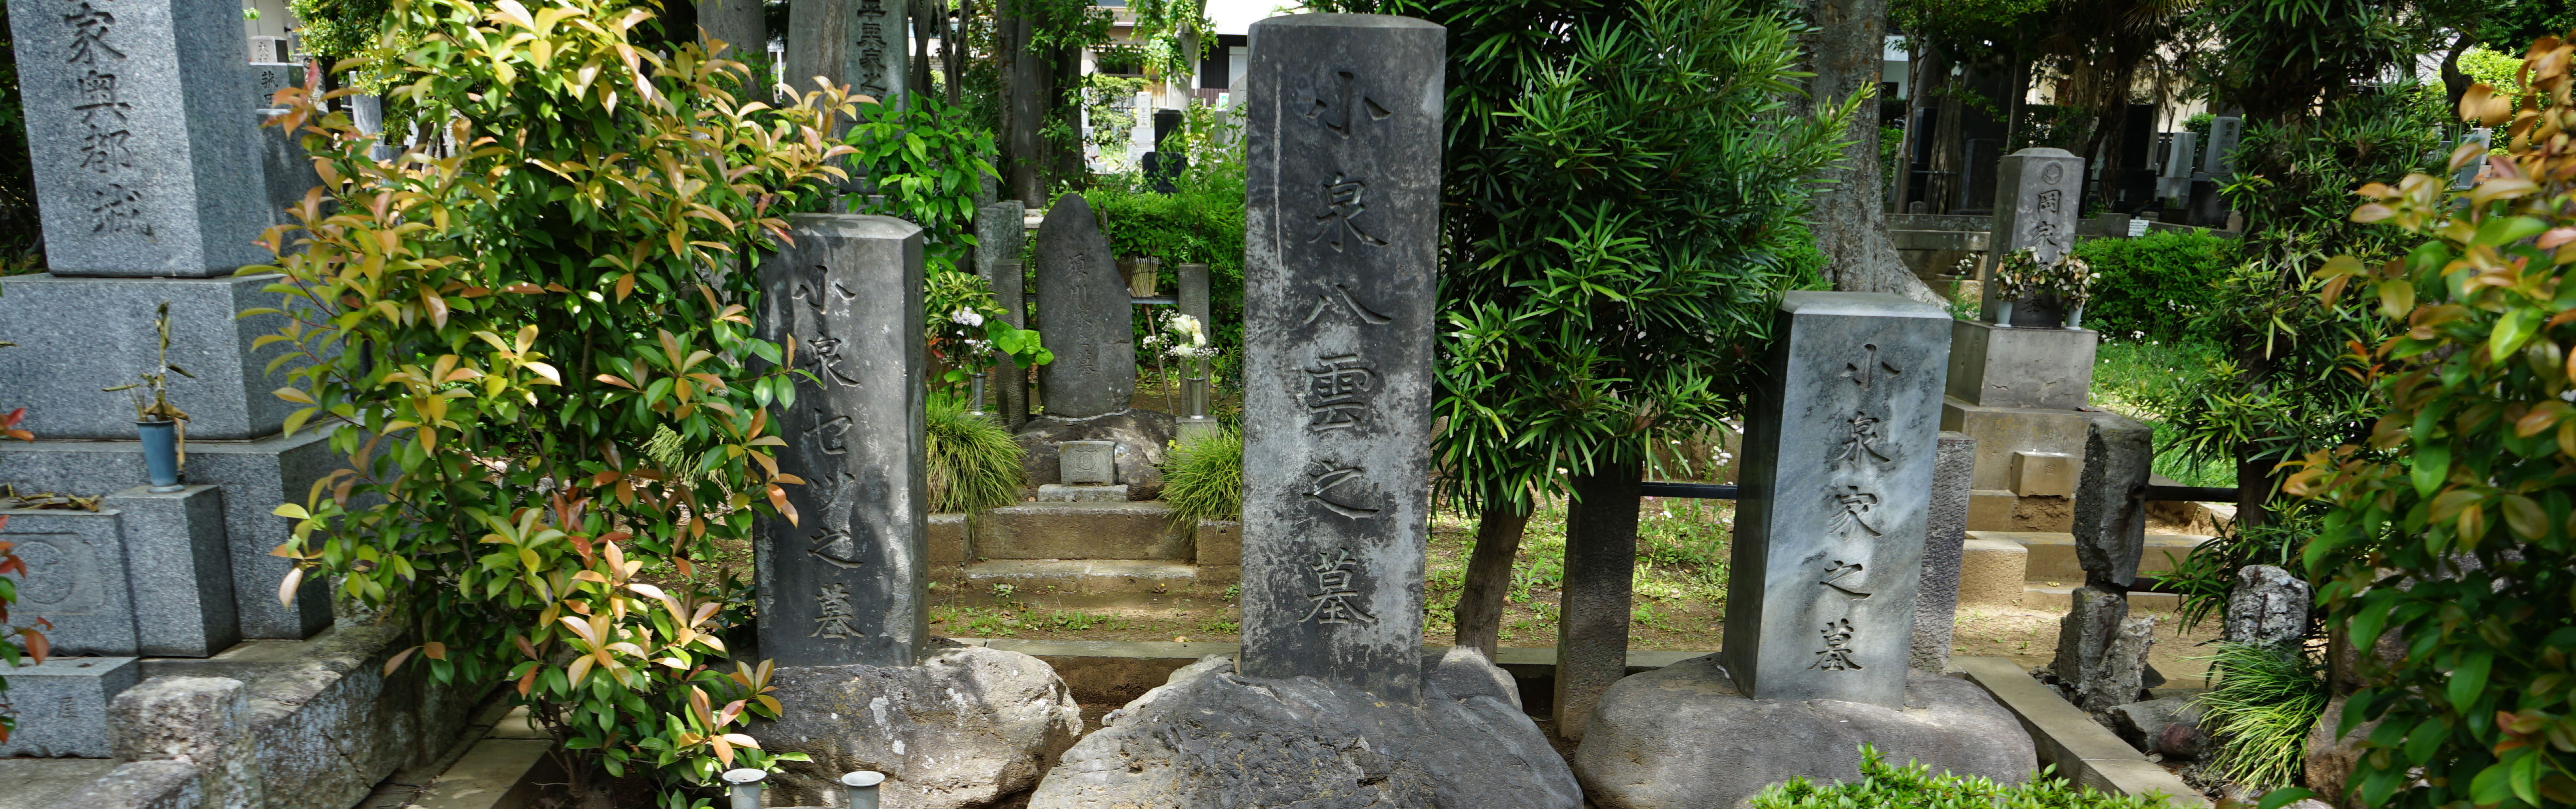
[1552,467,1641,741]
[1051,45,1086,188]
[1890,33,1932,213]
[786,0,850,98]
[944,0,967,109]
[1804,0,1939,304]
[911,0,935,102]
[1452,505,1533,659]
[2440,30,2475,113]
[1000,12,1045,202]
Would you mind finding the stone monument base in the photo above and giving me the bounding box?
[1574,655,2035,809]
[749,643,1085,809]
[1013,409,1175,493]
[1028,648,1582,809]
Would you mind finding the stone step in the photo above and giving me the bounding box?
[2020,585,2183,614]
[1966,530,2209,584]
[952,559,1239,608]
[971,502,1192,560]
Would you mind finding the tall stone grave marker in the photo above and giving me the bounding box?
[1239,13,1443,702]
[7,0,271,276]
[753,214,929,668]
[977,201,1029,426]
[1034,195,1133,419]
[848,0,908,102]
[2201,116,2243,177]
[1723,292,1950,708]
[1911,431,1975,673]
[1978,148,2085,327]
[784,0,849,93]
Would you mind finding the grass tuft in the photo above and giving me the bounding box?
[926,393,1026,514]
[1160,428,1243,524]
[2197,641,2329,790]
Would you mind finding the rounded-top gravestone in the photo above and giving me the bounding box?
[1034,194,1135,420]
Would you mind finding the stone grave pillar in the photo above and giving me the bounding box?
[700,0,766,61]
[1238,12,1442,703]
[848,0,908,103]
[785,0,850,96]
[1034,195,1133,420]
[1173,262,1218,441]
[752,214,930,668]
[0,0,334,649]
[978,199,1029,428]
[1911,431,1975,673]
[1722,292,1951,707]
[1943,147,2105,539]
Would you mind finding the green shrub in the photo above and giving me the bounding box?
[1159,428,1241,525]
[927,394,1026,514]
[1748,745,2169,808]
[2196,642,2328,791]
[2071,230,2239,343]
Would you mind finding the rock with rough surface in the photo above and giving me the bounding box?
[2108,695,2204,759]
[109,676,259,809]
[1573,654,2035,809]
[1014,410,1175,490]
[1028,649,1579,809]
[2304,695,2380,808]
[2225,565,2310,647]
[752,645,1084,809]
[2070,413,2152,589]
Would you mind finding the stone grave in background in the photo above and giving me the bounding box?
[746,213,1085,808]
[1012,193,1174,493]
[1173,261,1220,442]
[1025,15,1581,809]
[1574,292,2033,809]
[976,200,1030,430]
[1,0,340,762]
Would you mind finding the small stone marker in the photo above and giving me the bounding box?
[1979,148,2085,327]
[1238,12,1444,702]
[107,485,240,658]
[2071,413,2152,590]
[1722,292,1950,708]
[2,507,141,655]
[753,214,928,668]
[8,0,273,277]
[250,62,300,110]
[1035,195,1135,419]
[2224,565,2309,647]
[1177,262,1212,331]
[1058,440,1116,485]
[2201,117,2243,176]
[1912,431,1975,673]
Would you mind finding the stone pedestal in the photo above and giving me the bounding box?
[1723,292,1951,709]
[0,508,140,655]
[1,430,339,640]
[0,657,139,758]
[752,214,930,669]
[0,274,312,441]
[751,645,1082,809]
[1942,397,2091,532]
[5,0,272,277]
[104,485,239,657]
[1945,319,2098,411]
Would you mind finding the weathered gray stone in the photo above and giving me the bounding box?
[1914,431,1976,673]
[2305,695,2377,808]
[0,428,337,640]
[238,623,479,809]
[751,645,1082,809]
[2202,117,2243,176]
[753,214,930,668]
[0,274,314,441]
[2226,565,2310,647]
[783,0,849,98]
[2049,585,2126,707]
[247,63,299,110]
[256,112,322,235]
[844,0,907,102]
[1239,13,1445,703]
[100,485,237,657]
[1724,292,1951,709]
[62,760,202,809]
[1572,654,2035,809]
[1944,319,2098,410]
[2071,413,2153,589]
[0,656,138,757]
[1034,483,1127,503]
[2108,695,2204,759]
[1176,262,1211,330]
[1057,440,1116,485]
[698,0,764,61]
[1029,652,1580,809]
[1013,410,1174,489]
[6,0,272,277]
[1034,195,1134,420]
[1,507,139,655]
[978,203,1029,428]
[1979,148,2086,326]
[108,676,259,809]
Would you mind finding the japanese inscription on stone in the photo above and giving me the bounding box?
[1720,292,1950,708]
[753,214,929,668]
[1238,14,1444,702]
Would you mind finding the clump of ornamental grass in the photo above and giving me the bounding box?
[926,394,1025,514]
[2196,641,2328,791]
[1159,428,1241,525]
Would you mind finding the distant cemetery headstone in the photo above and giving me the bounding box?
[1237,13,1445,702]
[1034,195,1134,419]
[979,200,1030,425]
[9,0,272,276]
[753,214,930,668]
[1979,148,2085,327]
[1723,292,1951,709]
[847,0,907,101]
[2201,116,2243,177]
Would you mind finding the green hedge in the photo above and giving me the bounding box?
[2071,230,2238,343]
[1084,172,1248,381]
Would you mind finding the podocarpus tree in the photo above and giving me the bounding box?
[1309,0,1847,685]
[2287,36,2576,809]
[251,0,853,800]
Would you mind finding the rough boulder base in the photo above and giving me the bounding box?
[1028,649,1581,809]
[1573,654,2035,809]
[1013,410,1176,490]
[751,645,1084,809]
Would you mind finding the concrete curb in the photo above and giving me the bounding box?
[1955,656,2211,807]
